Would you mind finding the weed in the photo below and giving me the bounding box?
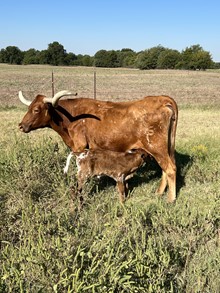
[191,144,208,162]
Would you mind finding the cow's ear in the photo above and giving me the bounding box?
[45,102,53,115]
[45,102,52,109]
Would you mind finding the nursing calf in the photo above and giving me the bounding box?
[64,149,148,203]
[19,91,178,202]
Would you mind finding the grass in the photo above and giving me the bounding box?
[0,65,220,292]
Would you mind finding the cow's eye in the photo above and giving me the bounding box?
[33,108,40,114]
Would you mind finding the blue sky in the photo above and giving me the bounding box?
[1,0,220,61]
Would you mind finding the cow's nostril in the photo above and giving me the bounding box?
[18,123,29,133]
[19,124,24,131]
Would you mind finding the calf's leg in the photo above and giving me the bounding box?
[73,171,87,207]
[116,177,127,204]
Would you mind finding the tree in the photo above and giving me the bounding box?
[213,62,220,69]
[106,50,119,68]
[81,55,94,66]
[0,49,6,63]
[0,42,214,70]
[94,50,108,67]
[136,45,166,69]
[118,48,136,68]
[38,50,50,64]
[0,46,23,64]
[94,50,119,67]
[23,48,40,64]
[192,50,213,70]
[74,54,84,66]
[179,44,213,70]
[46,41,67,66]
[157,49,181,69]
[65,52,77,66]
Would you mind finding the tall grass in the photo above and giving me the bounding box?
[1,67,220,292]
[1,107,219,292]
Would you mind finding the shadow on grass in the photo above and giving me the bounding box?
[129,151,192,196]
[175,151,193,195]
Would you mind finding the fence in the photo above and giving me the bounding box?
[0,65,219,107]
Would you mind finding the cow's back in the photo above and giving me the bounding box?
[78,95,177,152]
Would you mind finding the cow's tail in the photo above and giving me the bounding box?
[166,98,178,164]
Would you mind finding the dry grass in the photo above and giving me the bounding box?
[177,108,220,143]
[0,64,220,107]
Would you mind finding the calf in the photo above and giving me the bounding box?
[64,148,148,203]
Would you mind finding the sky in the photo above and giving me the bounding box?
[1,0,220,61]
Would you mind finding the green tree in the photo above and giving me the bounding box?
[46,41,67,66]
[94,50,119,68]
[192,50,213,70]
[0,46,23,64]
[0,48,6,63]
[38,50,50,64]
[179,44,213,70]
[23,48,40,64]
[94,50,108,67]
[213,62,220,69]
[107,50,119,67]
[157,49,181,69]
[65,52,77,65]
[81,55,94,66]
[136,45,166,69]
[118,48,136,68]
[74,54,84,66]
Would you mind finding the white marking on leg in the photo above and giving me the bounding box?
[76,151,89,173]
[64,152,74,174]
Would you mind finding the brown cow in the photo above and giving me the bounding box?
[18,90,178,202]
[64,148,148,203]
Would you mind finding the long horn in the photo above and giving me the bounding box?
[18,91,32,106]
[43,90,77,107]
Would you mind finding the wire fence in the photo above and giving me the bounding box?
[0,66,220,107]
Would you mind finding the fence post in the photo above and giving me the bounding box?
[94,70,96,99]
[52,70,55,97]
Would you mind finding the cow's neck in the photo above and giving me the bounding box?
[49,107,74,149]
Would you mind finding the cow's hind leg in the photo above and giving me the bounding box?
[154,154,176,203]
[156,170,167,195]
[165,159,176,203]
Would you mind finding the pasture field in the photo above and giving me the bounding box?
[0,64,220,292]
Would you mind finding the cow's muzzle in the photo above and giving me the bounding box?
[19,123,31,133]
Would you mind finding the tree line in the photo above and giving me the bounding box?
[0,41,219,70]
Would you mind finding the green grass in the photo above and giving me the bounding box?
[1,108,220,293]
[1,67,220,292]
